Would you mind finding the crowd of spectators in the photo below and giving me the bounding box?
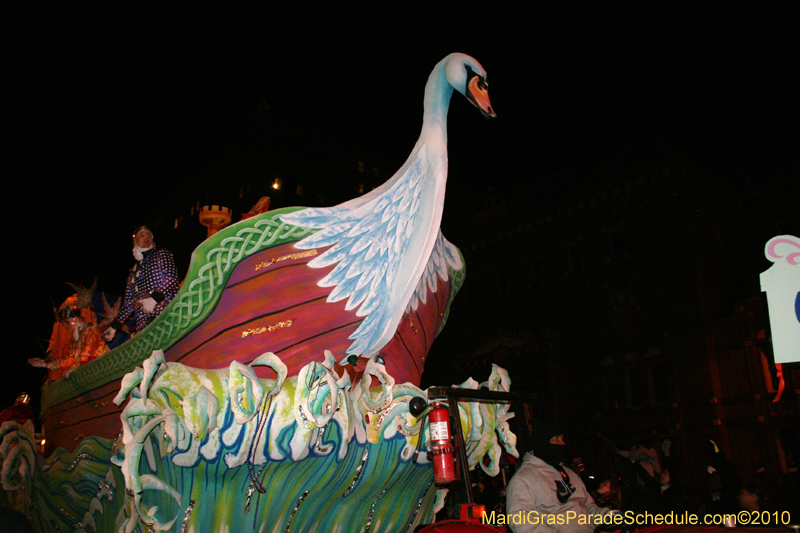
[472,425,800,531]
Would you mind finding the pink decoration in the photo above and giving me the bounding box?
[765,236,800,265]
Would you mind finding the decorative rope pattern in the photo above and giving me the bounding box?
[42,208,315,411]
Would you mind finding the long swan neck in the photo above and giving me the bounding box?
[421,60,452,139]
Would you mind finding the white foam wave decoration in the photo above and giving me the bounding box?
[117,396,163,463]
[472,401,502,474]
[87,496,103,515]
[114,351,189,531]
[484,365,517,455]
[229,352,287,425]
[181,386,219,442]
[113,506,129,532]
[449,365,518,477]
[324,350,355,460]
[171,427,202,468]
[113,367,144,406]
[143,433,158,472]
[0,420,36,492]
[120,413,183,531]
[235,352,296,463]
[135,474,181,531]
[97,469,117,501]
[456,377,484,442]
[362,383,425,459]
[141,350,166,398]
[82,511,96,532]
[433,488,449,518]
[113,350,520,532]
[357,359,395,416]
[161,408,179,455]
[291,359,342,461]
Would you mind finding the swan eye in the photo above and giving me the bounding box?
[465,65,488,91]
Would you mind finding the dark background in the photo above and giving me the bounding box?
[4,4,798,419]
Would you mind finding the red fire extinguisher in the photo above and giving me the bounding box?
[428,404,456,485]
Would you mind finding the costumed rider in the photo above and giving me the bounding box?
[104,225,179,340]
[28,288,109,380]
[506,421,611,533]
[0,392,34,426]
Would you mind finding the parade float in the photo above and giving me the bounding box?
[0,53,520,532]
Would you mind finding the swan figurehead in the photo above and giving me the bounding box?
[280,53,494,369]
[447,55,496,119]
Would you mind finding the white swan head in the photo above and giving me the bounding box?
[444,53,496,119]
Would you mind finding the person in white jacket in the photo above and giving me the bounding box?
[506,422,611,533]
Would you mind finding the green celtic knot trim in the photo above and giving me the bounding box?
[41,208,316,412]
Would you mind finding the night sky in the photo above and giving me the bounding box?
[4,4,799,414]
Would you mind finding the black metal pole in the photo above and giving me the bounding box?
[447,394,474,505]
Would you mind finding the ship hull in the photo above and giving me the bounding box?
[41,209,464,454]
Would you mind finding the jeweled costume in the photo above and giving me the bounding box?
[117,247,180,333]
[43,294,109,380]
[45,323,108,380]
